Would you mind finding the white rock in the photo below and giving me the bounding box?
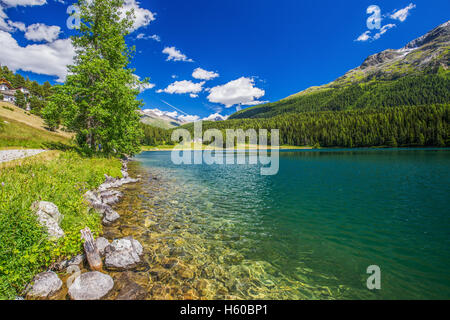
[27,272,62,299]
[104,237,143,271]
[68,272,114,300]
[95,237,110,256]
[32,201,64,239]
[102,208,120,226]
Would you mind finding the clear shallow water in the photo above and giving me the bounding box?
[130,148,450,300]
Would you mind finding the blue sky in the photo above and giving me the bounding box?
[0,0,449,121]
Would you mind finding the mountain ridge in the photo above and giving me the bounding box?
[230,20,449,120]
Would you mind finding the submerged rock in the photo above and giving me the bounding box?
[68,272,114,300]
[27,272,62,299]
[103,208,120,226]
[31,201,64,239]
[104,237,144,271]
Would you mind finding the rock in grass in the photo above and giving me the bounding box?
[27,272,62,299]
[104,237,143,271]
[68,272,114,300]
[31,201,64,240]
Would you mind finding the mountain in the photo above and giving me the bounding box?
[139,109,183,129]
[230,21,450,120]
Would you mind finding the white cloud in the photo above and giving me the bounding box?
[162,46,193,62]
[207,77,266,108]
[1,0,47,7]
[0,30,74,82]
[390,3,416,22]
[132,74,155,92]
[355,24,397,42]
[0,7,10,31]
[136,33,160,42]
[178,114,200,123]
[189,93,198,98]
[373,24,396,40]
[25,23,61,42]
[121,0,156,31]
[192,67,219,81]
[85,0,155,31]
[8,20,26,32]
[203,113,228,121]
[157,80,204,95]
[356,30,371,42]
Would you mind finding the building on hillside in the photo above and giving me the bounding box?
[0,78,30,109]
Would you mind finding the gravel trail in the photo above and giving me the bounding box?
[0,149,46,163]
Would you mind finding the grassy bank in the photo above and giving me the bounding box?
[0,103,72,149]
[0,152,122,299]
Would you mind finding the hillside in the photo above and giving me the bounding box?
[230,20,450,120]
[0,102,71,149]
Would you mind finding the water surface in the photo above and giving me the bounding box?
[123,148,450,299]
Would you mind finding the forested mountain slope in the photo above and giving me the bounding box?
[230,21,450,120]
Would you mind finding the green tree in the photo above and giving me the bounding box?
[43,0,143,155]
[29,95,45,115]
[14,90,26,109]
[41,99,61,131]
[0,93,3,101]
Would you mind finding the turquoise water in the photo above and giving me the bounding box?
[134,148,450,300]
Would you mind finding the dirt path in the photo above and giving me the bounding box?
[0,149,46,163]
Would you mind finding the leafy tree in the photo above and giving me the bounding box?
[13,73,26,88]
[42,81,53,98]
[41,99,62,131]
[29,95,45,115]
[43,0,143,155]
[0,93,3,101]
[14,90,26,109]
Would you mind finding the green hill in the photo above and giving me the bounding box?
[230,21,450,120]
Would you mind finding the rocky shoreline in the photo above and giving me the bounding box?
[22,158,146,300]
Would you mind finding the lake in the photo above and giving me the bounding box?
[128,148,450,299]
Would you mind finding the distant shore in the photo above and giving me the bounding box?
[141,144,313,152]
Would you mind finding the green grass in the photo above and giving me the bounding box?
[0,116,71,149]
[0,152,122,300]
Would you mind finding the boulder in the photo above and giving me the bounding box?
[102,208,120,226]
[100,190,123,205]
[26,272,62,299]
[104,237,144,271]
[95,237,110,256]
[68,272,114,300]
[32,201,62,223]
[31,201,64,239]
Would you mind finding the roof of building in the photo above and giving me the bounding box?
[0,78,13,89]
